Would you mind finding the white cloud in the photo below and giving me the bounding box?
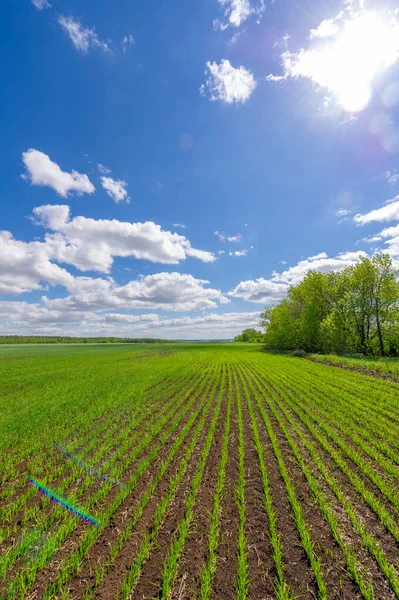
[336,208,353,217]
[229,250,367,303]
[172,223,186,229]
[58,16,110,54]
[229,278,288,303]
[122,34,135,53]
[360,222,399,267]
[363,223,399,243]
[33,205,216,272]
[267,9,399,112]
[101,176,130,204]
[354,197,399,224]
[102,313,159,324]
[185,247,217,262]
[214,0,265,30]
[214,230,226,242]
[229,30,245,45]
[22,149,95,198]
[386,170,399,185]
[201,59,256,104]
[0,303,259,340]
[0,231,73,295]
[214,230,242,242]
[272,251,367,286]
[42,272,228,313]
[98,164,111,175]
[31,0,51,9]
[229,249,248,256]
[0,218,224,315]
[309,15,341,39]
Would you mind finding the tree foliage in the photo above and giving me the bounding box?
[234,328,264,343]
[260,253,399,356]
[0,336,172,344]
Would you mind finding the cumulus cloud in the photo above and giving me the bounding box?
[229,250,367,303]
[0,206,217,296]
[354,197,399,224]
[0,231,73,295]
[0,224,225,320]
[101,176,130,204]
[0,302,260,339]
[267,8,399,112]
[229,278,288,303]
[31,0,51,9]
[201,59,256,104]
[42,272,228,313]
[58,16,110,53]
[309,15,341,38]
[229,249,248,256]
[22,149,95,198]
[361,222,399,267]
[33,204,216,272]
[214,0,265,30]
[272,251,367,286]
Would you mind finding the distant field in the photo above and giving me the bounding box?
[2,343,399,599]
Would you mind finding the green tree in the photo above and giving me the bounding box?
[234,328,264,342]
[261,253,399,356]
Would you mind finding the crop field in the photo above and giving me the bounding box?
[2,343,399,599]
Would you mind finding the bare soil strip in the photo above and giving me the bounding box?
[209,370,240,600]
[168,383,229,599]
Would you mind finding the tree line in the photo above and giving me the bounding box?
[261,253,399,355]
[0,336,173,344]
[234,328,265,343]
[234,253,399,356]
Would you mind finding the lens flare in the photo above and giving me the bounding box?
[53,441,120,486]
[28,477,101,526]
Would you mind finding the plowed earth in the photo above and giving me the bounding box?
[2,343,399,599]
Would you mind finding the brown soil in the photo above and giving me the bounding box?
[251,365,397,599]
[97,380,220,600]
[281,397,398,599]
[168,389,228,599]
[210,376,240,600]
[5,354,399,600]
[3,374,207,598]
[242,367,320,599]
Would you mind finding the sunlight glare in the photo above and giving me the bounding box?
[283,11,399,112]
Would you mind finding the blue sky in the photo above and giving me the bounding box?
[2,0,399,338]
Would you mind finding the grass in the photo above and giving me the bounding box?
[305,351,399,379]
[2,342,399,599]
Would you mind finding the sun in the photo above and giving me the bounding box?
[330,12,391,112]
[279,10,399,112]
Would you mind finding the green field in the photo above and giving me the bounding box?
[2,343,399,599]
[305,352,399,380]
